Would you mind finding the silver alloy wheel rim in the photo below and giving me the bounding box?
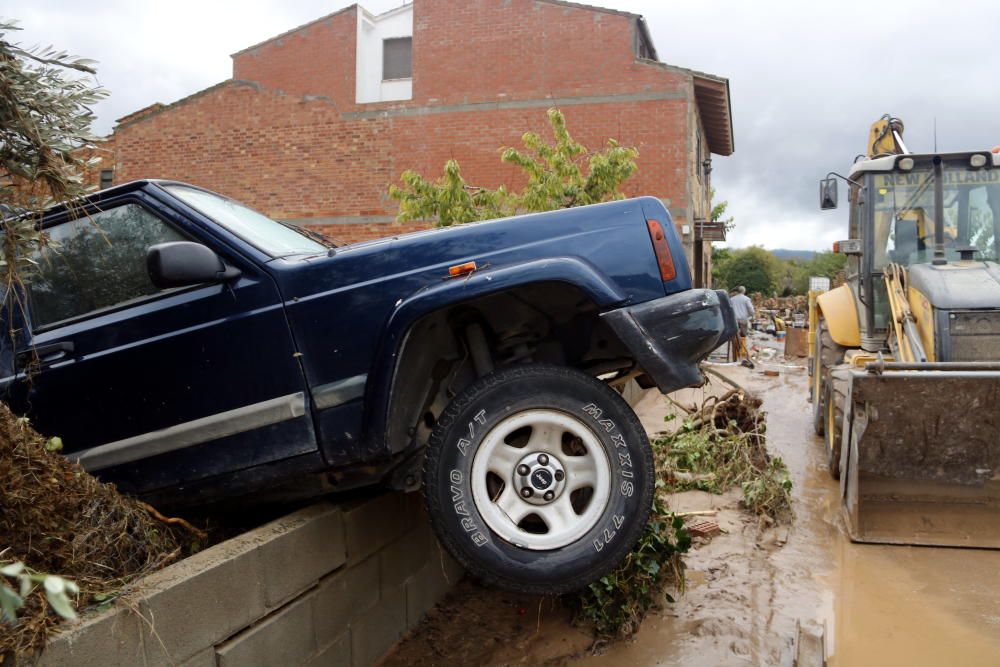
[471,409,612,550]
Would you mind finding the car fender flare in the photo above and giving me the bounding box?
[816,284,861,347]
[362,256,631,451]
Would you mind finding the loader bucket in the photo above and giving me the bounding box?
[841,369,1000,549]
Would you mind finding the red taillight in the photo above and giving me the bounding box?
[646,219,677,282]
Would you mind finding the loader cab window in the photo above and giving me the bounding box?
[870,163,1000,269]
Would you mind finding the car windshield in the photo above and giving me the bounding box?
[871,161,1000,269]
[164,185,330,257]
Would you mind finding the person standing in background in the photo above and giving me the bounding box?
[730,286,755,367]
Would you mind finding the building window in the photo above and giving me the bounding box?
[99,169,114,190]
[382,37,412,80]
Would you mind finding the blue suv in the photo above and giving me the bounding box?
[2,181,735,593]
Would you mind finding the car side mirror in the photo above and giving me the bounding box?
[820,177,838,210]
[147,242,241,289]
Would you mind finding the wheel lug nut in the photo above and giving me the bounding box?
[543,490,554,501]
[537,454,549,465]
[554,470,564,482]
[521,487,533,498]
[517,464,530,476]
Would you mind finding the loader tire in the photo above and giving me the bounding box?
[823,368,850,480]
[812,319,846,436]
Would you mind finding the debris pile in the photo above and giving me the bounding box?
[658,385,792,522]
[752,294,808,314]
[568,381,790,642]
[0,404,191,660]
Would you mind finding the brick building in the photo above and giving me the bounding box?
[97,0,733,286]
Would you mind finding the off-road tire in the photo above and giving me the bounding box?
[423,364,654,595]
[823,367,850,480]
[812,319,846,436]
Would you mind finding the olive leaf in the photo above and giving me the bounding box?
[1,582,24,623]
[43,575,78,620]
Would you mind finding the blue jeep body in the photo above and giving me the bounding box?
[1,181,735,507]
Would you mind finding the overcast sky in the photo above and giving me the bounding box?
[7,0,1000,250]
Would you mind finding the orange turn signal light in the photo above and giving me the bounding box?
[448,261,477,277]
[993,146,1000,154]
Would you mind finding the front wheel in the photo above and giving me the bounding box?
[812,319,845,436]
[823,368,849,479]
[423,364,654,595]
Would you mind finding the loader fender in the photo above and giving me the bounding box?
[816,284,861,347]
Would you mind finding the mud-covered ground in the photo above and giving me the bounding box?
[382,364,1000,667]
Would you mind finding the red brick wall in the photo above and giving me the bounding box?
[232,7,358,104]
[413,0,686,105]
[106,0,697,245]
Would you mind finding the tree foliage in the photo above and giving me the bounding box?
[713,246,847,296]
[715,246,783,295]
[710,187,735,232]
[790,251,847,293]
[389,108,639,225]
[0,19,107,294]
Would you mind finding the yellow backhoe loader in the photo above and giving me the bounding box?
[811,115,1000,549]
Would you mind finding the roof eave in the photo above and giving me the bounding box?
[692,73,734,156]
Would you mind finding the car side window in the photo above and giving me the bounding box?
[26,203,186,328]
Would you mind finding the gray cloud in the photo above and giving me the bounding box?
[7,0,1000,250]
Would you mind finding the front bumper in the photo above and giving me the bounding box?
[602,289,737,394]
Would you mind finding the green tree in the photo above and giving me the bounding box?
[711,246,732,286]
[389,108,639,225]
[716,246,783,295]
[791,251,847,293]
[0,19,107,293]
[710,188,735,233]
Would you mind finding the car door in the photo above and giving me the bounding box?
[1,189,318,497]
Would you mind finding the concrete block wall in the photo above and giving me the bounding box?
[38,492,463,667]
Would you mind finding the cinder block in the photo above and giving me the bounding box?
[379,524,432,593]
[306,630,351,667]
[37,603,148,667]
[216,591,317,667]
[350,582,407,667]
[402,490,429,525]
[342,493,409,565]
[133,534,270,665]
[180,647,216,667]
[257,502,346,608]
[404,542,464,627]
[313,555,379,644]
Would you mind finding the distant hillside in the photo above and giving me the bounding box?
[770,249,817,261]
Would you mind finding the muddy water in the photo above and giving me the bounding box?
[584,367,1000,667]
[383,367,1000,667]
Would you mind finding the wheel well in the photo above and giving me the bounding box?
[384,282,636,454]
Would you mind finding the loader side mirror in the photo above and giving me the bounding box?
[820,177,839,210]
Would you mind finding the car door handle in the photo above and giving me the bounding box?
[17,341,75,366]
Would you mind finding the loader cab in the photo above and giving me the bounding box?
[832,153,1000,340]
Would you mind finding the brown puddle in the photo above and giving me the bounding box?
[587,368,1000,667]
[383,367,1000,666]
